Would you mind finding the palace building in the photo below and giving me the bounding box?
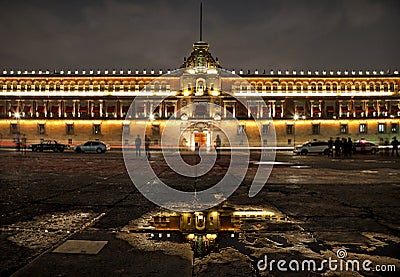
[0,39,399,149]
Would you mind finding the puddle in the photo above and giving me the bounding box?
[361,170,378,174]
[290,165,311,169]
[267,235,293,247]
[253,161,294,166]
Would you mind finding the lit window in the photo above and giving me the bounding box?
[66,123,74,135]
[10,123,18,134]
[152,124,160,136]
[378,123,385,134]
[262,124,270,134]
[237,125,245,134]
[123,124,130,135]
[286,124,293,135]
[391,123,398,133]
[93,124,101,135]
[340,124,348,134]
[312,124,320,135]
[359,124,367,134]
[38,123,45,135]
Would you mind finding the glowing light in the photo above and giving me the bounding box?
[211,90,219,96]
[14,112,20,119]
[293,114,299,120]
[232,211,275,217]
[206,234,217,240]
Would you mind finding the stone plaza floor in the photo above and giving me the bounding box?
[0,150,399,276]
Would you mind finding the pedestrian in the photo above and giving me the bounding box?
[342,137,348,157]
[214,134,221,159]
[347,137,353,157]
[21,134,27,155]
[135,134,142,156]
[14,132,20,152]
[334,137,341,157]
[328,137,334,157]
[145,135,151,159]
[391,137,399,157]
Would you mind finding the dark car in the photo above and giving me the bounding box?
[352,140,379,154]
[28,140,67,152]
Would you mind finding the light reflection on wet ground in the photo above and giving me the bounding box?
[0,151,399,276]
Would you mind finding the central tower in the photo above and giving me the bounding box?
[180,2,220,69]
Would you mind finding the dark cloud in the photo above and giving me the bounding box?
[0,0,399,71]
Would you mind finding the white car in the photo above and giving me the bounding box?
[294,141,329,155]
[73,141,110,153]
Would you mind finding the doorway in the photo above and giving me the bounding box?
[194,132,207,147]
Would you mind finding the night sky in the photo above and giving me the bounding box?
[1,0,399,72]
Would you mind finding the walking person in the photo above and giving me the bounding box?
[21,134,27,155]
[145,135,151,159]
[135,134,142,156]
[391,137,399,157]
[334,137,341,157]
[14,132,20,152]
[328,137,334,157]
[347,137,353,157]
[342,138,348,157]
[214,134,222,159]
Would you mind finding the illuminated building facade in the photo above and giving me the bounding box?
[0,40,399,148]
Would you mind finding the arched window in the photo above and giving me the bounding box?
[48,82,54,90]
[326,83,331,91]
[273,82,279,92]
[375,83,380,92]
[369,83,374,91]
[40,81,46,91]
[84,81,91,91]
[123,81,130,91]
[20,81,26,91]
[383,82,389,92]
[281,83,287,92]
[256,82,262,92]
[361,83,367,92]
[302,82,308,92]
[114,81,121,92]
[107,81,114,92]
[311,83,316,91]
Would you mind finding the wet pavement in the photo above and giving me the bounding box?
[0,150,399,276]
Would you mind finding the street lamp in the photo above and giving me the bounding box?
[293,114,299,149]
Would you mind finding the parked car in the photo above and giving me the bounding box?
[73,141,110,153]
[352,140,379,154]
[294,141,329,155]
[28,140,67,152]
